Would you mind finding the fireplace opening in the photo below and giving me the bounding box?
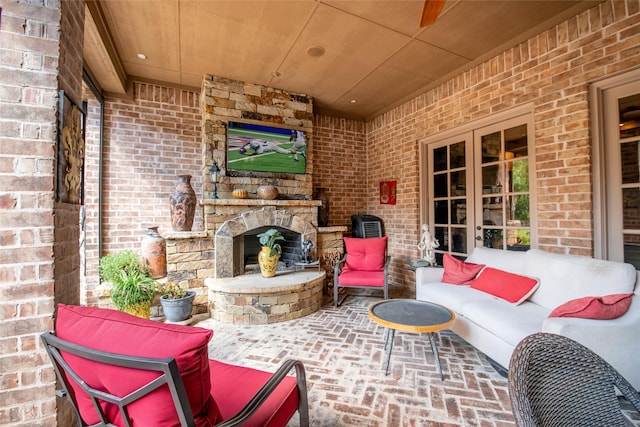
[235,226,303,275]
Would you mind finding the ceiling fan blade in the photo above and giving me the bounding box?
[420,0,445,27]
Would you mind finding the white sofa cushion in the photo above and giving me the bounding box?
[416,282,496,314]
[524,249,637,310]
[466,247,527,275]
[462,299,550,347]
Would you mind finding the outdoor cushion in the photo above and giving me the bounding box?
[416,281,496,314]
[210,360,299,427]
[466,246,527,275]
[462,299,550,347]
[549,293,634,319]
[471,267,539,305]
[344,236,387,271]
[337,268,385,287]
[55,304,219,426]
[441,253,485,285]
[524,249,637,309]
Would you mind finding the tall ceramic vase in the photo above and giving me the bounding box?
[141,226,167,278]
[169,175,196,231]
[258,247,279,278]
[314,187,330,227]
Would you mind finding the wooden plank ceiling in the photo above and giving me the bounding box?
[84,0,602,120]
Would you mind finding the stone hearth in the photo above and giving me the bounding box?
[205,270,325,324]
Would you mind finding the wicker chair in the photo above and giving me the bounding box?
[508,332,640,427]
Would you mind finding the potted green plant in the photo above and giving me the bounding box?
[98,250,157,318]
[256,228,284,277]
[158,281,195,322]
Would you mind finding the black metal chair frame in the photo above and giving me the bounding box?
[41,332,309,427]
[508,332,640,427]
[334,255,390,307]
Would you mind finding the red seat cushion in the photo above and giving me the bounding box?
[549,293,634,319]
[337,268,385,287]
[344,236,387,271]
[209,359,299,427]
[55,304,219,427]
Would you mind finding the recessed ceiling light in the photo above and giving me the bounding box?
[307,46,325,57]
[272,71,282,78]
[136,53,147,60]
[350,99,358,104]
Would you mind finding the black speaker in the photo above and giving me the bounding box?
[351,215,383,238]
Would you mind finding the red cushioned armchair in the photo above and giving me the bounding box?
[41,304,309,427]
[334,236,390,307]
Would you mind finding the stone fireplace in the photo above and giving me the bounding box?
[213,204,318,278]
[190,76,348,324]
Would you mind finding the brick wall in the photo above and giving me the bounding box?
[82,93,102,305]
[100,83,202,253]
[312,115,367,228]
[55,0,86,425]
[54,0,85,307]
[365,0,640,293]
[0,1,63,425]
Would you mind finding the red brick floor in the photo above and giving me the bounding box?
[196,296,640,426]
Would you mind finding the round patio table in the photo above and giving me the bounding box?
[368,299,455,380]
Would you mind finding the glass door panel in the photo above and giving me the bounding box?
[619,94,640,267]
[429,134,473,263]
[475,118,533,250]
[599,77,640,266]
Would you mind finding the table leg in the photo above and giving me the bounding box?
[384,328,395,375]
[428,332,444,380]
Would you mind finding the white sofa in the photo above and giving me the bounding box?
[416,247,640,390]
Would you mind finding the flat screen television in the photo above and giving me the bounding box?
[226,121,307,175]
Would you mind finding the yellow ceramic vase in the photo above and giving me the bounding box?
[258,246,280,277]
[125,301,151,319]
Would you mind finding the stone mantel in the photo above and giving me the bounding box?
[201,199,321,208]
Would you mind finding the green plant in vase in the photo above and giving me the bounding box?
[256,228,284,277]
[98,250,157,318]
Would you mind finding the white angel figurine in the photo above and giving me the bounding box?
[417,224,439,266]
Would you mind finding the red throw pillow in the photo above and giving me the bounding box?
[470,267,539,305]
[344,236,387,271]
[54,304,219,426]
[549,293,634,319]
[441,253,485,285]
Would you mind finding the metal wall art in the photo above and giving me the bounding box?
[57,90,86,204]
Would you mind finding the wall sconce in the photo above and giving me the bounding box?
[209,160,220,199]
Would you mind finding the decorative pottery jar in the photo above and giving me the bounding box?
[127,302,151,319]
[232,189,249,199]
[140,226,167,278]
[258,246,280,277]
[169,175,196,231]
[257,185,279,200]
[314,187,330,227]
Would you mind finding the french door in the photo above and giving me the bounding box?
[593,74,640,268]
[424,113,535,263]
